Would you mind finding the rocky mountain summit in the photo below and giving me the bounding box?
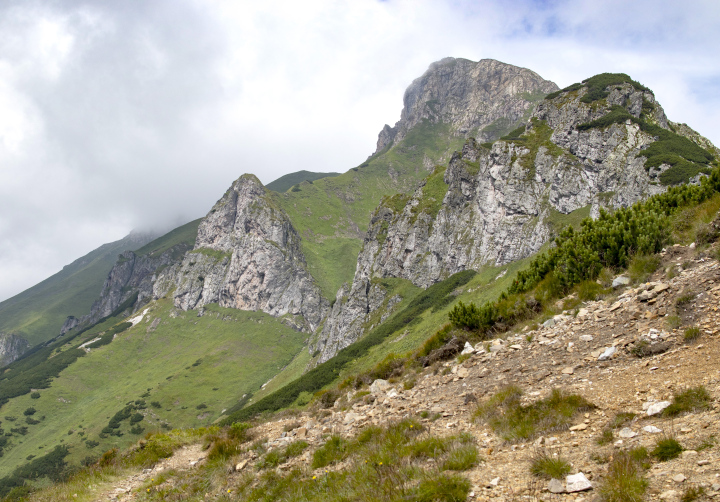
[314,76,716,363]
[375,58,559,153]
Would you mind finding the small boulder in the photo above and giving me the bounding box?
[460,342,475,355]
[597,346,617,361]
[548,478,565,493]
[370,379,391,396]
[646,401,672,416]
[643,425,662,433]
[612,276,630,288]
[618,427,637,438]
[566,473,592,492]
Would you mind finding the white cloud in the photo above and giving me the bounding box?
[0,0,719,301]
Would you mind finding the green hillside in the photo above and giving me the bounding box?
[134,219,201,259]
[0,219,203,352]
[276,120,465,298]
[265,170,342,193]
[0,299,306,476]
[0,235,151,348]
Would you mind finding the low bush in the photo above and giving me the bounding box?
[627,254,661,283]
[663,386,712,417]
[529,450,571,479]
[312,436,350,469]
[683,326,701,343]
[682,485,707,502]
[441,444,479,471]
[475,387,594,442]
[598,450,648,502]
[227,422,253,443]
[597,428,614,445]
[652,437,683,461]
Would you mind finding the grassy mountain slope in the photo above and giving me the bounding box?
[265,171,342,193]
[0,235,151,348]
[133,219,201,258]
[0,299,306,476]
[276,120,465,299]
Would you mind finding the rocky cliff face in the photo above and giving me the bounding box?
[315,78,707,362]
[0,333,29,367]
[67,245,192,333]
[375,58,559,153]
[154,174,329,332]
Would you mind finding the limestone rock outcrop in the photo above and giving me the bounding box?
[156,174,329,332]
[314,78,702,362]
[375,58,559,153]
[0,333,30,367]
[72,245,190,331]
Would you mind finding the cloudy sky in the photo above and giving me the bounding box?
[1,0,719,302]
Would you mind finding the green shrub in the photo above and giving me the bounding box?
[627,254,661,283]
[416,473,471,502]
[597,428,614,445]
[598,450,648,502]
[408,437,452,459]
[500,125,526,141]
[283,440,308,459]
[666,315,682,329]
[530,450,572,479]
[475,387,594,442]
[441,444,479,471]
[258,449,282,469]
[22,407,36,416]
[681,485,707,502]
[664,386,712,417]
[30,392,40,399]
[609,412,636,429]
[228,422,253,443]
[312,436,349,469]
[579,73,650,104]
[683,327,701,343]
[652,437,683,461]
[628,446,651,469]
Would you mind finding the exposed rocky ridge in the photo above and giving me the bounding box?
[0,333,29,367]
[375,58,559,153]
[67,244,192,332]
[316,81,708,362]
[154,174,329,333]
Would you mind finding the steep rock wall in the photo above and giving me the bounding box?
[156,174,329,332]
[0,333,30,367]
[315,82,674,362]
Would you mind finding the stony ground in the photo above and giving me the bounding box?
[102,244,720,501]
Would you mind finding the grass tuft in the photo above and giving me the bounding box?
[652,437,683,461]
[681,485,707,502]
[683,326,701,343]
[598,450,648,502]
[475,387,594,442]
[529,450,572,479]
[664,386,712,417]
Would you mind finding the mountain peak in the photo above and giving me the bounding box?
[375,58,559,153]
